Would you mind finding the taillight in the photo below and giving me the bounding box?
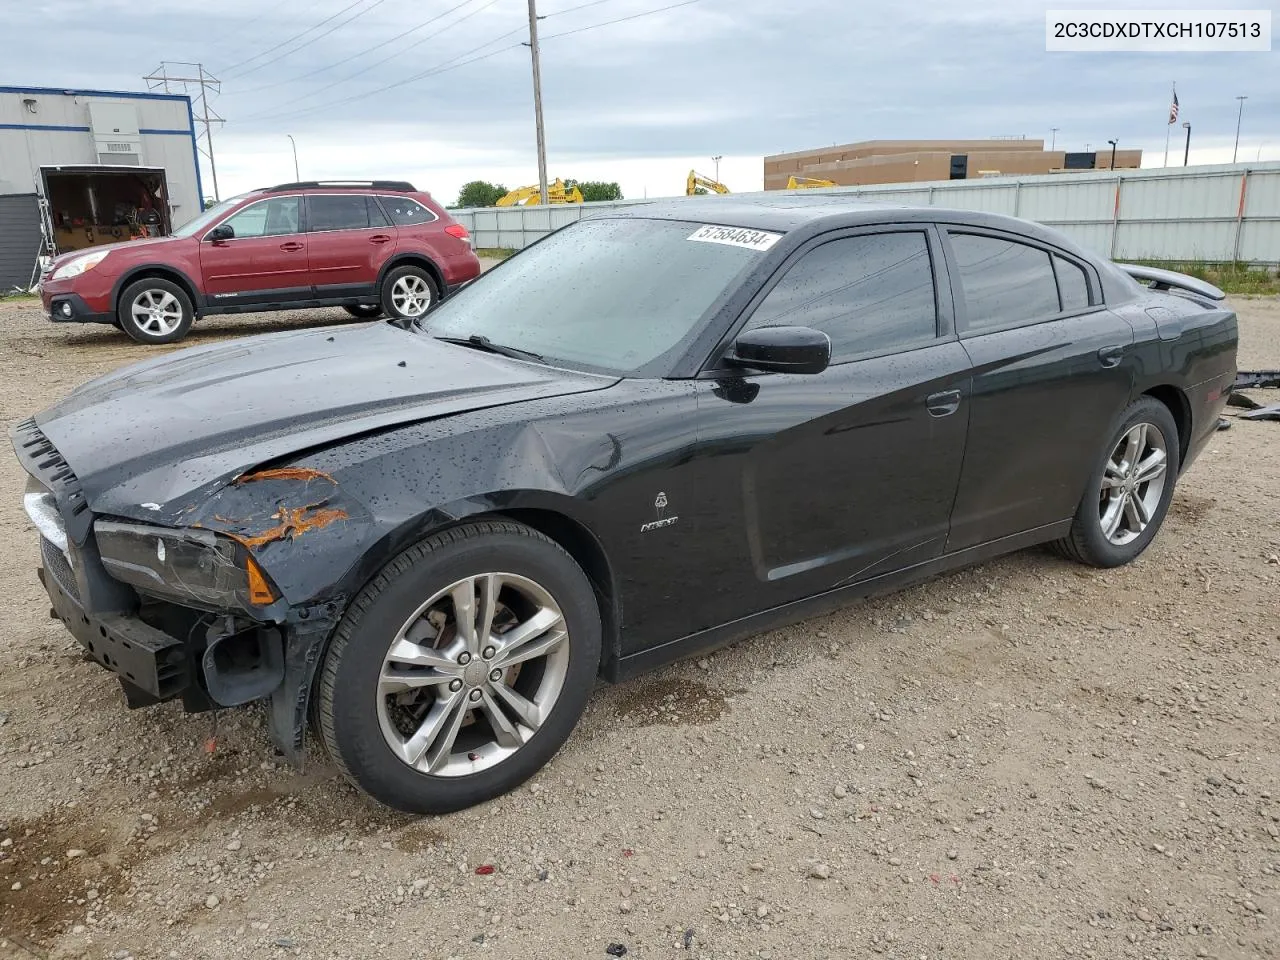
[444,224,469,240]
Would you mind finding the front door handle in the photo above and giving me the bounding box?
[280,241,304,252]
[369,234,392,244]
[1098,345,1125,368]
[926,389,962,417]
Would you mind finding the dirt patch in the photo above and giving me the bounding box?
[1171,492,1217,523]
[610,676,732,726]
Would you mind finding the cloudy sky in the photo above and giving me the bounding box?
[15,0,1279,205]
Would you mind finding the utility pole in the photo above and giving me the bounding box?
[1050,127,1058,151]
[712,155,722,183]
[525,0,549,205]
[144,61,223,202]
[287,135,300,180]
[1107,139,1118,170]
[1233,95,1248,163]
[1182,122,1192,166]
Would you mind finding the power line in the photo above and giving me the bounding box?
[235,0,487,95]
[219,0,372,74]
[225,0,394,80]
[237,0,702,126]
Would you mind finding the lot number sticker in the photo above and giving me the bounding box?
[687,225,782,251]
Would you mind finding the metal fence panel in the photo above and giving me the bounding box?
[452,162,1280,263]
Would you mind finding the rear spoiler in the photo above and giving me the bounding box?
[1117,264,1226,302]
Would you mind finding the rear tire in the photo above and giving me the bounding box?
[1053,396,1180,568]
[380,265,437,322]
[343,304,384,319]
[316,520,601,814]
[117,277,194,344]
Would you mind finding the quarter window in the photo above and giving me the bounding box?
[308,194,372,231]
[379,196,437,225]
[220,197,300,238]
[949,232,1059,332]
[1054,255,1091,311]
[743,232,938,363]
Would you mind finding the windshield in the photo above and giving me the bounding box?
[171,195,248,238]
[424,218,778,376]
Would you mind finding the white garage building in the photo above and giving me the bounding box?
[0,85,204,290]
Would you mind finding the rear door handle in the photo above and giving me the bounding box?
[1098,345,1125,367]
[280,241,305,252]
[369,234,392,244]
[926,389,962,417]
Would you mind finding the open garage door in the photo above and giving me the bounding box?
[38,165,172,256]
[0,194,43,292]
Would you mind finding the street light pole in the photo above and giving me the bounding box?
[1233,95,1248,163]
[286,134,299,181]
[712,155,722,183]
[526,0,549,205]
[1107,139,1118,170]
[1182,122,1192,166]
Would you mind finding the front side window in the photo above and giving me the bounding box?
[221,197,300,239]
[379,196,436,225]
[743,232,938,362]
[949,232,1060,333]
[309,194,373,232]
[424,218,773,376]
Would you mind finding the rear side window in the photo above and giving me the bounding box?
[309,195,372,231]
[379,196,437,225]
[1054,255,1091,311]
[743,231,938,362]
[949,232,1059,333]
[367,196,392,228]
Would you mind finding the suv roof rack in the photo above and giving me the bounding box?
[263,180,418,192]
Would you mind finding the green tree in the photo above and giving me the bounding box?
[576,181,623,202]
[455,180,508,208]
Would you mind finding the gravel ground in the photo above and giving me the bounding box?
[1,294,1278,960]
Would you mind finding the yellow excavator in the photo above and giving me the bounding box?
[786,175,837,189]
[496,178,585,206]
[686,170,730,196]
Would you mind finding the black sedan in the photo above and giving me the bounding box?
[11,198,1238,813]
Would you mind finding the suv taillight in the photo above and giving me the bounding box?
[444,224,469,240]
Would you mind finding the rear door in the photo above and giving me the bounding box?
[691,226,972,626]
[304,194,395,300]
[942,228,1135,550]
[198,195,308,304]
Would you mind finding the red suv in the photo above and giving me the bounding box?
[38,180,482,345]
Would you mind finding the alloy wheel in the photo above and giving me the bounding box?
[1098,421,1169,546]
[376,572,569,777]
[131,289,183,336]
[390,275,432,317]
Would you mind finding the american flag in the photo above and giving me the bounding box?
[1169,90,1179,124]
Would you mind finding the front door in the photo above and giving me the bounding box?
[692,227,972,628]
[304,194,395,300]
[940,229,1136,550]
[199,195,308,305]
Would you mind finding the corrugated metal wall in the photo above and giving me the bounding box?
[454,162,1280,264]
[0,194,42,291]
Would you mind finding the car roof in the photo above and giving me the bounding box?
[591,195,1087,254]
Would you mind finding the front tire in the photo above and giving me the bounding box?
[316,520,601,814]
[343,304,384,319]
[1053,396,1180,567]
[380,265,437,322]
[117,277,194,344]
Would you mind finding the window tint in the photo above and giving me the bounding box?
[222,197,300,238]
[309,194,371,231]
[379,196,436,225]
[1054,255,1091,311]
[367,195,392,228]
[949,233,1060,332]
[744,232,938,362]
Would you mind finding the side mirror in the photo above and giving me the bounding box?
[727,326,831,375]
[206,223,234,242]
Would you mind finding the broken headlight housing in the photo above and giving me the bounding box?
[94,520,279,614]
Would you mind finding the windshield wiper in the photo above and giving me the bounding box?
[438,334,545,364]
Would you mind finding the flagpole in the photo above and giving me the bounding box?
[1164,81,1175,167]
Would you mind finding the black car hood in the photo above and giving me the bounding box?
[31,323,615,519]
